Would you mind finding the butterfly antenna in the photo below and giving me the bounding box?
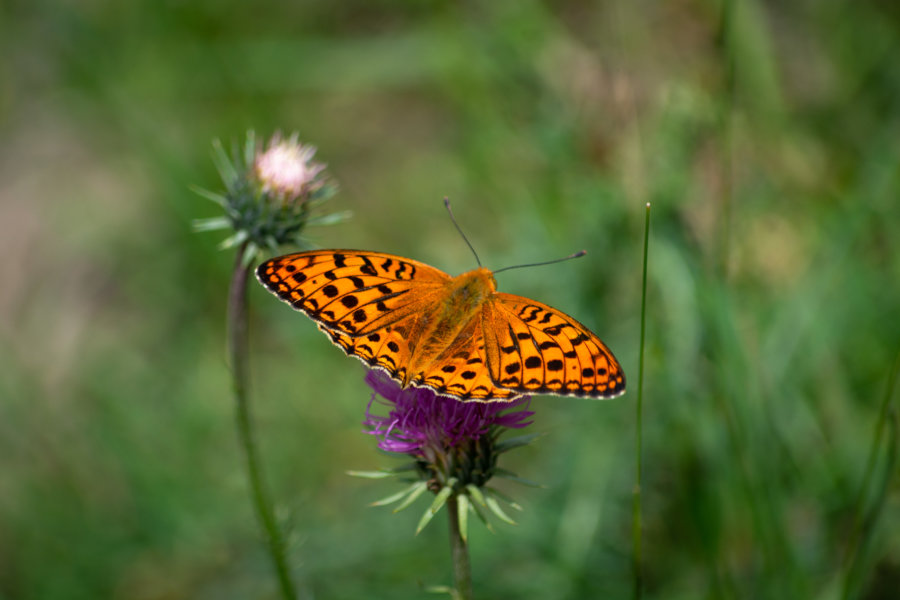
[444,197,482,267]
[493,250,587,275]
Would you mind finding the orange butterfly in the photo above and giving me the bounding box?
[257,248,625,402]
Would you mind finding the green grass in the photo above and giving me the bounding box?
[1,1,898,598]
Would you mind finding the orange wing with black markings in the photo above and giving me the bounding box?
[257,250,447,336]
[482,294,625,398]
[257,249,624,402]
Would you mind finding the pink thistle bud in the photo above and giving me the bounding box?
[254,133,326,204]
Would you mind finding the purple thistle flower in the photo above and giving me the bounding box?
[362,371,534,491]
[363,371,533,453]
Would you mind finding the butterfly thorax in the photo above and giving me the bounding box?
[404,267,496,384]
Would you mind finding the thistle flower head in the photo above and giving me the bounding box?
[193,131,346,263]
[253,133,326,203]
[355,371,539,534]
[363,371,533,459]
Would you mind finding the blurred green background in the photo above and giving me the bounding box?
[1,1,898,598]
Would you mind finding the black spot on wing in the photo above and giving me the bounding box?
[359,255,377,276]
[394,261,416,280]
[519,306,540,323]
[572,333,589,346]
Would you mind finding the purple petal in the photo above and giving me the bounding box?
[361,370,533,456]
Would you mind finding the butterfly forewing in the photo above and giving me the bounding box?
[483,293,625,398]
[257,250,450,336]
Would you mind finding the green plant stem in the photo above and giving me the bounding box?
[228,242,297,599]
[632,203,651,600]
[447,496,473,600]
[841,410,898,599]
[841,352,900,599]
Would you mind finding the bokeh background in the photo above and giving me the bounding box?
[2,1,898,598]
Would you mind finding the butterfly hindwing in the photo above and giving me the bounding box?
[257,250,450,336]
[410,320,520,401]
[483,293,625,398]
[324,316,518,401]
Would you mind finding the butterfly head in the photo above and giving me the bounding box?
[452,267,497,306]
